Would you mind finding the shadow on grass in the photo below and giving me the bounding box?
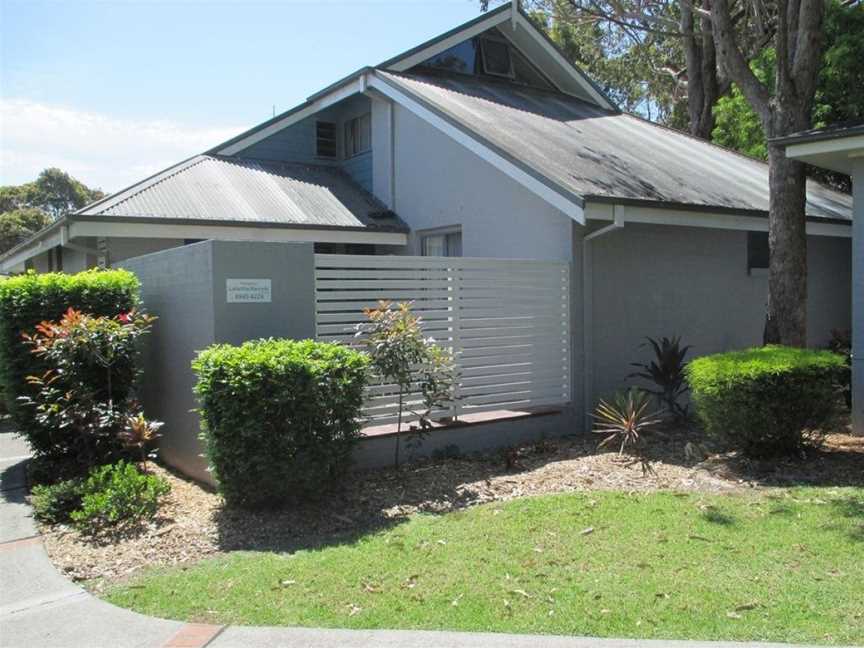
[828,495,864,542]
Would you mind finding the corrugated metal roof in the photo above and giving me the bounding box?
[774,120,864,146]
[380,71,852,222]
[77,156,407,231]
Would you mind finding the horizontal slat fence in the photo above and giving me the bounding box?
[315,254,571,426]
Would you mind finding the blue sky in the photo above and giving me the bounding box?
[0,0,485,191]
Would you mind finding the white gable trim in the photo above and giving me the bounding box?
[217,77,365,156]
[367,74,586,224]
[385,11,511,73]
[511,12,615,111]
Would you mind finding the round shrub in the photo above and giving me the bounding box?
[192,339,370,509]
[686,345,845,457]
[70,461,169,532]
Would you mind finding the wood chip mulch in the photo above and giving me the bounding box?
[38,426,864,589]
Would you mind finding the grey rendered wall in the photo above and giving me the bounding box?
[108,237,185,264]
[585,222,851,408]
[120,240,316,484]
[389,104,573,261]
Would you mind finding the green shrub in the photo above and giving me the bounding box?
[0,270,141,471]
[31,478,84,524]
[19,307,157,476]
[686,345,845,457]
[193,339,370,509]
[70,461,169,531]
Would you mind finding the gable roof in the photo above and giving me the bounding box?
[377,71,852,223]
[76,155,407,232]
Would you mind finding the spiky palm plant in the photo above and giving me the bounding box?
[593,388,664,474]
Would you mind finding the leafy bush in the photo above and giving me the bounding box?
[686,346,845,457]
[0,270,140,459]
[18,307,157,476]
[628,335,691,419]
[70,461,169,532]
[193,339,370,509]
[31,478,84,524]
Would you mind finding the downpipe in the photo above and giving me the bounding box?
[581,206,624,432]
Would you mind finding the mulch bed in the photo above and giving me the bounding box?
[38,426,864,588]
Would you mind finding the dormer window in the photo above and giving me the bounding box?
[480,38,514,78]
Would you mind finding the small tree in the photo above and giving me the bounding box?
[356,301,458,467]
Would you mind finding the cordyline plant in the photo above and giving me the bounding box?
[355,300,458,468]
[20,307,161,474]
[628,335,691,420]
[593,388,664,475]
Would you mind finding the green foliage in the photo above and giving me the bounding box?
[540,6,681,121]
[69,461,169,532]
[628,335,691,419]
[0,208,52,254]
[827,329,852,411]
[19,307,157,474]
[355,301,458,467]
[711,0,864,189]
[31,478,84,524]
[192,338,370,509]
[712,49,774,160]
[0,168,105,253]
[686,346,845,457]
[0,270,142,474]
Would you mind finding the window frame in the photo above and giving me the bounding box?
[479,36,515,79]
[420,227,462,257]
[747,230,770,275]
[344,113,372,159]
[315,120,338,159]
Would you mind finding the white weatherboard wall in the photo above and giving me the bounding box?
[314,254,572,424]
[386,104,573,261]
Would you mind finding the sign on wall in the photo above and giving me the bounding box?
[226,278,272,303]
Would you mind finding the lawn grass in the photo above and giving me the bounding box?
[104,488,864,644]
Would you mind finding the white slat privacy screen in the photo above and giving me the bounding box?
[315,254,571,425]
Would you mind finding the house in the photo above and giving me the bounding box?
[1,2,854,470]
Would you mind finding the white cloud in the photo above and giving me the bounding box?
[0,99,243,193]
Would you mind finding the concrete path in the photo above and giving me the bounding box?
[0,429,855,648]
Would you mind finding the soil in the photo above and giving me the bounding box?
[38,426,864,588]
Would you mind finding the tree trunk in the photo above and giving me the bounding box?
[764,114,809,346]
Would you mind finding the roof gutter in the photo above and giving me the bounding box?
[0,217,67,271]
[581,206,624,430]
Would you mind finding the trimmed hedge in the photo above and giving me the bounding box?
[0,270,141,455]
[192,339,370,509]
[686,345,845,457]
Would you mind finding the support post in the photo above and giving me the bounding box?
[852,160,864,436]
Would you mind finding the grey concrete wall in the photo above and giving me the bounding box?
[353,411,575,471]
[584,222,852,410]
[390,104,573,261]
[120,240,317,484]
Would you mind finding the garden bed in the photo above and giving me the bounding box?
[39,426,864,585]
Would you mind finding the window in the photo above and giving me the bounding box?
[315,120,337,158]
[747,231,769,273]
[480,37,514,78]
[344,113,371,158]
[421,229,462,257]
